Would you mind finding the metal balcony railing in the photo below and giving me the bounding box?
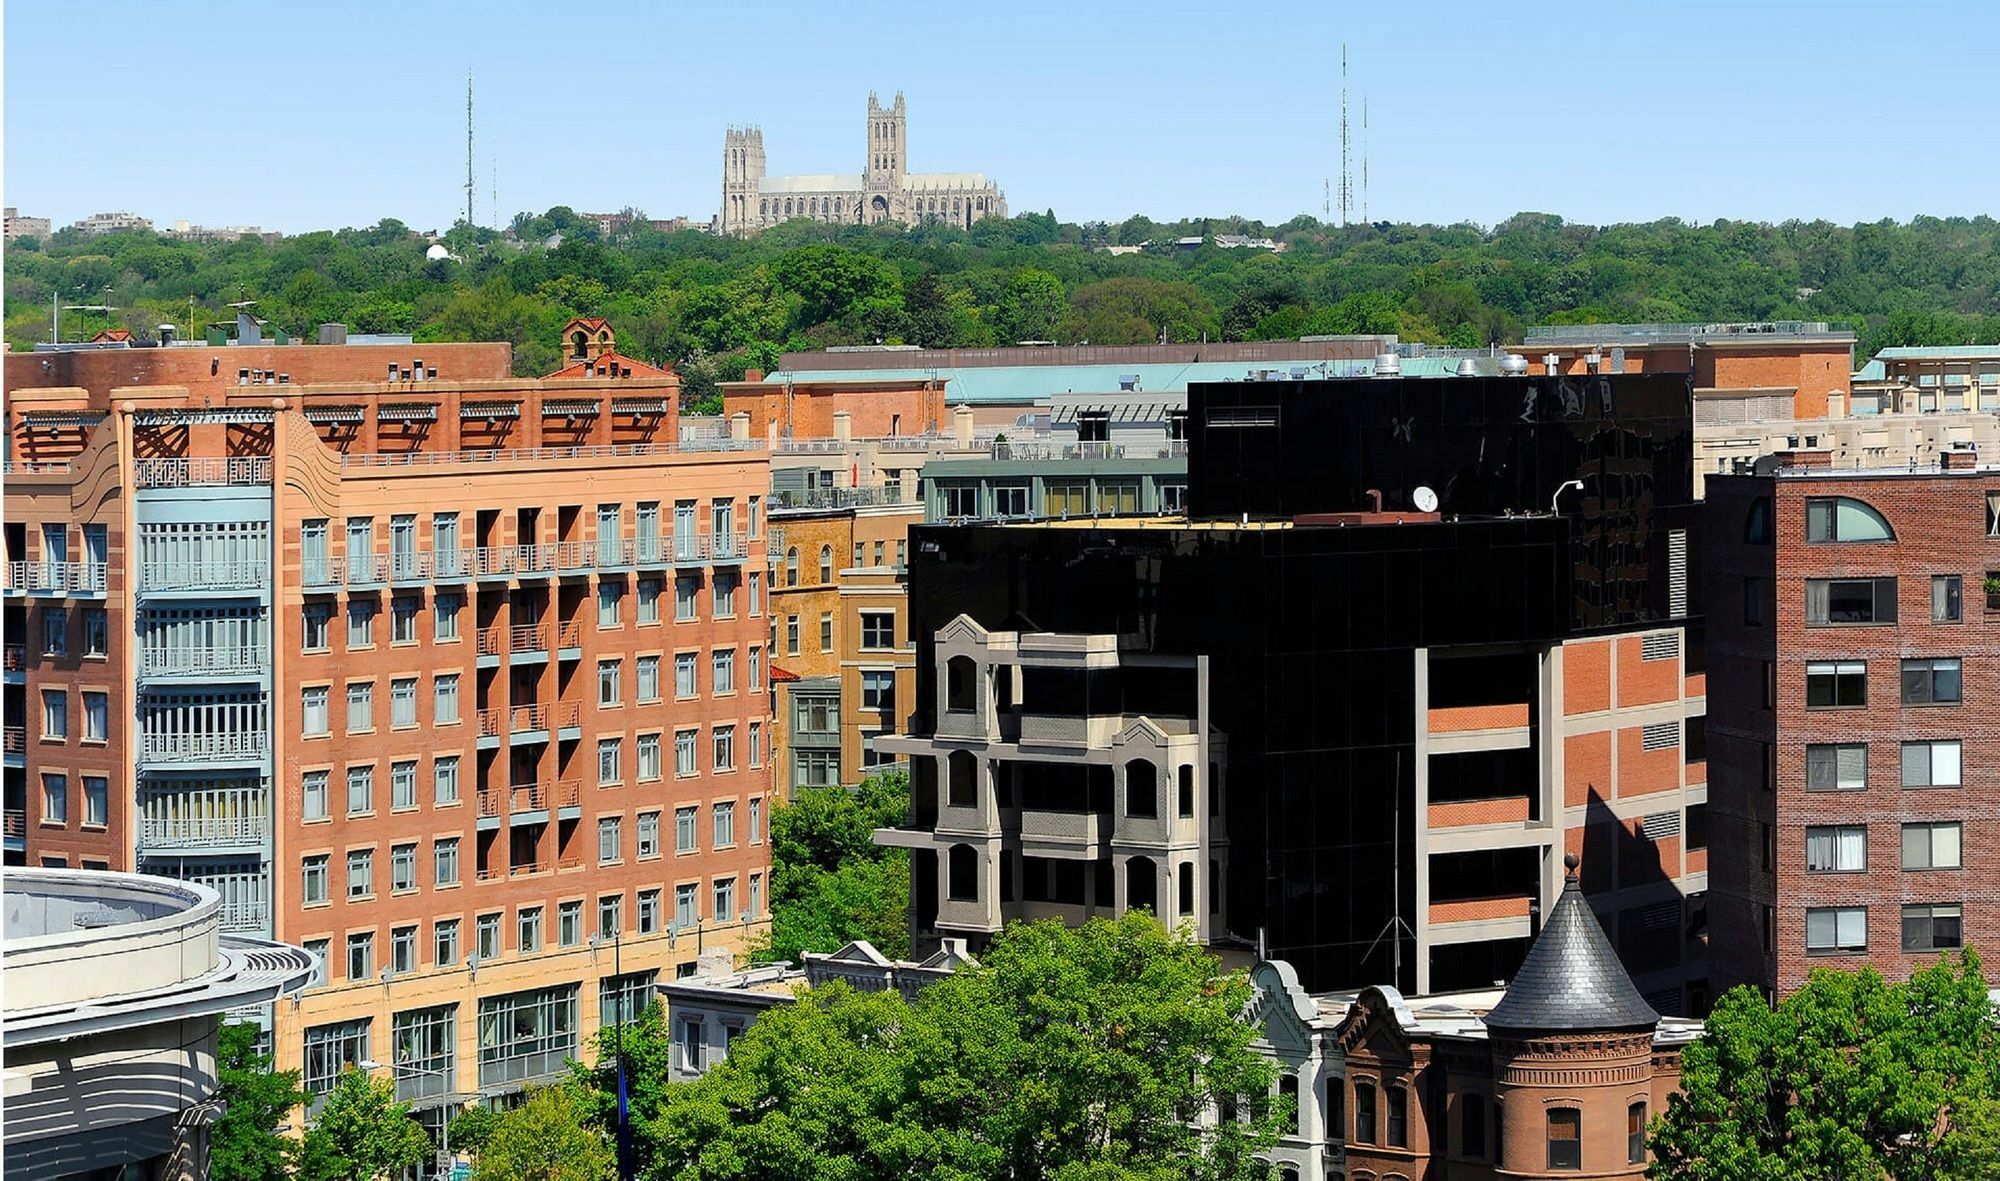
[10,560,109,593]
[137,731,269,763]
[555,620,582,649]
[4,809,25,838]
[4,461,72,476]
[4,726,25,754]
[477,704,549,737]
[338,440,764,470]
[139,645,265,678]
[140,560,265,593]
[133,456,273,488]
[4,644,24,672]
[216,902,271,931]
[552,702,580,730]
[140,812,266,848]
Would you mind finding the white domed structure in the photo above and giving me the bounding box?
[425,243,453,262]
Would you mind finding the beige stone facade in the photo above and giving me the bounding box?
[719,92,1007,235]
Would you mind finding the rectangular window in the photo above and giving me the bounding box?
[41,690,66,739]
[749,646,763,691]
[435,837,461,886]
[41,774,66,823]
[392,843,417,892]
[82,776,107,826]
[433,512,461,569]
[676,806,698,854]
[1547,1107,1581,1171]
[476,914,501,961]
[598,816,622,864]
[860,611,895,651]
[713,725,735,772]
[559,900,582,947]
[713,801,736,847]
[391,761,417,810]
[638,578,661,625]
[637,502,662,560]
[820,611,834,652]
[598,660,622,707]
[391,925,417,974]
[994,485,1030,517]
[749,721,763,767]
[598,738,622,786]
[518,906,543,954]
[1902,822,1962,870]
[638,733,662,781]
[82,607,108,656]
[862,670,894,710]
[638,811,660,858]
[1804,577,1897,625]
[1902,658,1963,705]
[390,678,417,727]
[598,895,622,939]
[392,595,420,644]
[1902,740,1962,788]
[301,520,331,586]
[638,889,661,934]
[303,604,332,651]
[713,648,735,694]
[1804,825,1867,873]
[435,757,460,805]
[303,1019,371,1098]
[1805,743,1868,792]
[475,986,579,1088]
[347,848,374,898]
[346,681,374,732]
[795,749,840,787]
[943,484,979,517]
[713,876,737,922]
[748,798,763,845]
[434,674,460,724]
[303,854,329,905]
[1806,906,1867,953]
[598,581,623,629]
[674,883,698,929]
[347,599,375,648]
[1902,903,1963,952]
[714,572,737,618]
[675,729,698,777]
[749,570,762,616]
[786,615,799,656]
[1805,660,1867,707]
[302,770,329,820]
[389,514,417,576]
[853,541,865,569]
[435,591,462,641]
[346,518,375,577]
[794,697,838,734]
[748,872,763,917]
[1629,1102,1648,1165]
[674,575,700,622]
[637,655,661,703]
[1934,575,1963,623]
[41,606,66,656]
[82,692,107,741]
[347,765,374,815]
[1387,1085,1409,1148]
[435,919,460,966]
[302,686,330,736]
[676,1015,704,1073]
[675,652,698,698]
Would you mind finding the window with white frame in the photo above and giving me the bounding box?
[676,807,698,853]
[347,765,373,815]
[675,729,698,776]
[392,596,419,644]
[598,738,622,786]
[674,883,697,929]
[302,770,329,821]
[713,725,736,772]
[713,800,736,847]
[598,817,622,864]
[303,855,329,905]
[346,682,373,732]
[638,579,661,624]
[347,848,374,898]
[435,757,460,805]
[347,599,375,648]
[598,660,622,706]
[749,721,762,766]
[713,648,735,694]
[1902,740,1962,787]
[713,877,737,922]
[41,690,66,740]
[435,837,460,886]
[559,900,582,947]
[860,611,895,650]
[638,890,661,934]
[83,692,106,741]
[675,652,698,698]
[435,675,460,724]
[675,576,698,622]
[302,686,330,736]
[637,655,661,702]
[391,760,417,810]
[637,811,660,858]
[598,581,623,628]
[391,843,416,892]
[1902,822,1962,870]
[391,678,417,727]
[435,591,461,641]
[861,670,894,710]
[434,919,459,966]
[637,733,661,781]
[749,646,763,691]
[303,1019,371,1099]
[1805,825,1867,873]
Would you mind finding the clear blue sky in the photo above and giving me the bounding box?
[7,0,1995,235]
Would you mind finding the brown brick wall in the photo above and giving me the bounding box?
[5,341,512,404]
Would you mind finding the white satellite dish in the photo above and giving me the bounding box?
[1412,485,1439,513]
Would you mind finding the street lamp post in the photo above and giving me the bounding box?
[360,1058,454,1179]
[591,931,634,1181]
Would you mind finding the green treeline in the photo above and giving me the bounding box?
[10,210,2000,412]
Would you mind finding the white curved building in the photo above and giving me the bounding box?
[3,868,316,1180]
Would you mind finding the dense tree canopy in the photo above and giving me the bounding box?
[1650,952,2000,1180]
[648,912,1279,1181]
[755,771,912,964]
[210,1022,306,1181]
[295,1068,433,1181]
[12,212,1998,387]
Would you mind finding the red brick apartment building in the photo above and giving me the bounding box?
[5,335,776,1130]
[1706,447,1997,996]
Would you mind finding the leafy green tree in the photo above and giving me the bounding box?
[999,268,1067,343]
[568,998,675,1174]
[473,1084,616,1181]
[902,270,955,348]
[755,771,911,964]
[649,912,1279,1180]
[447,1102,500,1159]
[1650,951,2000,1180]
[209,1022,306,1181]
[296,1068,434,1181]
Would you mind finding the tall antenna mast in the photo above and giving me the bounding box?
[1338,45,1352,227]
[1363,97,1370,224]
[465,71,476,227]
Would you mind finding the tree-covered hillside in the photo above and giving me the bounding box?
[9,210,1999,410]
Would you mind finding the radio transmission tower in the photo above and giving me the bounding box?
[464,72,476,227]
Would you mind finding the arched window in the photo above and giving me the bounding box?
[947,843,977,901]
[946,655,977,713]
[948,750,978,809]
[1386,1084,1408,1147]
[1353,1080,1377,1143]
[1745,496,1772,543]
[1126,856,1156,913]
[571,331,588,359]
[760,199,768,216]
[1547,1107,1581,1170]
[1460,1093,1487,1158]
[819,545,833,583]
[1277,1073,1300,1135]
[1805,495,1894,542]
[784,547,798,587]
[1125,758,1157,817]
[1627,1102,1647,1164]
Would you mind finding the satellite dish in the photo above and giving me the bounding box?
[1412,486,1439,513]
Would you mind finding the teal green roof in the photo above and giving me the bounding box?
[1853,359,1886,381]
[763,358,1465,405]
[1873,346,2000,360]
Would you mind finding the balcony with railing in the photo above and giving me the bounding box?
[139,787,269,849]
[4,726,26,756]
[139,645,266,680]
[337,439,763,470]
[4,644,24,675]
[9,559,109,595]
[216,901,271,932]
[478,623,550,660]
[476,703,553,741]
[137,729,269,765]
[133,456,273,489]
[139,558,266,594]
[4,809,25,845]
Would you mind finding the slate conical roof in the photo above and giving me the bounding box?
[1484,855,1660,1034]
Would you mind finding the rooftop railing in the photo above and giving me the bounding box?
[3,461,73,476]
[337,439,763,470]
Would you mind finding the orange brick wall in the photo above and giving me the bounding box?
[1565,639,1612,715]
[724,380,946,441]
[1615,636,1680,707]
[5,341,512,404]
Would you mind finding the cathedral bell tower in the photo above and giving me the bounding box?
[863,91,906,223]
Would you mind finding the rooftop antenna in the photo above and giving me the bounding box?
[1338,44,1352,228]
[1359,749,1414,989]
[465,71,476,228]
[1363,97,1370,224]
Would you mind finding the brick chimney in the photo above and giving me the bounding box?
[1773,447,1833,469]
[1942,446,1980,471]
[744,368,765,383]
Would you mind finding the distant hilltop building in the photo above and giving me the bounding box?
[69,211,152,235]
[4,207,51,241]
[719,91,1007,235]
[164,220,282,244]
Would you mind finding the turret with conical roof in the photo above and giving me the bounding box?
[1485,852,1659,1034]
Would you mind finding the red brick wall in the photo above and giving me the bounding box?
[723,380,946,440]
[5,341,512,404]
